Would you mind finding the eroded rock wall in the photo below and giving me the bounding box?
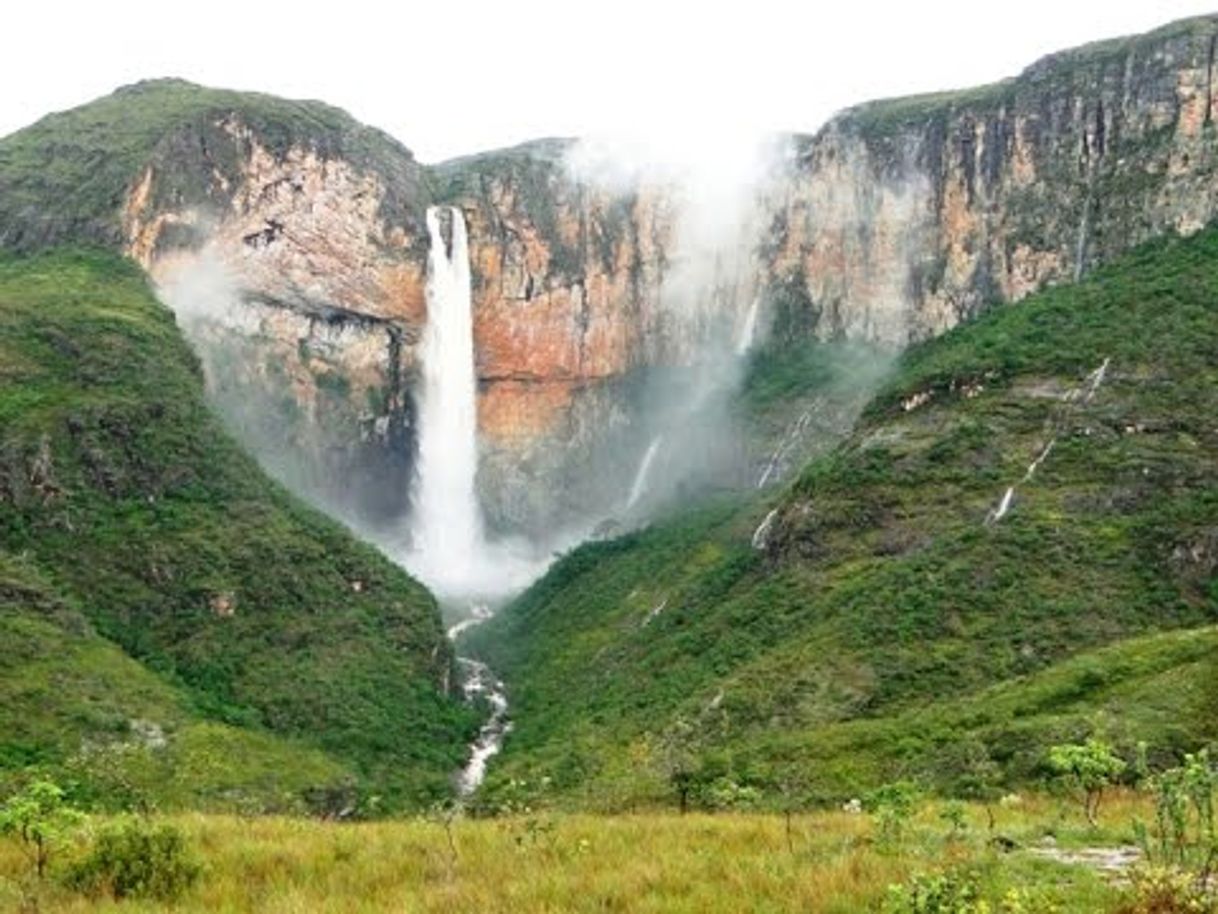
[121,112,432,525]
[766,15,1218,346]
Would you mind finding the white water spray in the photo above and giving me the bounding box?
[453,657,511,796]
[626,435,664,509]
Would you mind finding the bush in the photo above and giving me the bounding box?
[1117,865,1214,914]
[883,870,985,913]
[867,781,921,844]
[67,817,200,901]
[885,870,1061,914]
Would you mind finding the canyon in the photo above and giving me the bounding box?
[3,15,1218,591]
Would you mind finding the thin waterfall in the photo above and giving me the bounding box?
[626,436,664,509]
[410,206,484,596]
[735,296,761,356]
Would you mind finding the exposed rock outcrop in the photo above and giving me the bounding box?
[765,15,1218,345]
[103,85,434,524]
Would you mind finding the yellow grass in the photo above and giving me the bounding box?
[0,795,1143,913]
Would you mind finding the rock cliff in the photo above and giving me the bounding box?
[765,14,1218,345]
[0,79,435,525]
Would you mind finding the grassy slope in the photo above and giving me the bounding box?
[0,249,474,810]
[467,228,1218,809]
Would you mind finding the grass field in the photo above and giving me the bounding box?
[0,794,1150,913]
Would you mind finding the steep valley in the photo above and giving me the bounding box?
[0,10,1215,831]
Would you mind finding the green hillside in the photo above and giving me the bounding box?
[465,228,1218,810]
[0,249,474,811]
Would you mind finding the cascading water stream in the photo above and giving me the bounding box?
[411,206,509,796]
[412,206,484,595]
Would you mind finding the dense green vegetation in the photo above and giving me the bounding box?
[0,249,475,811]
[466,227,1218,810]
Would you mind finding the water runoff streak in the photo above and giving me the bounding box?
[625,435,664,510]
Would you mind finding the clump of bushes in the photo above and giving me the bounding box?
[884,869,1061,914]
[66,816,200,902]
[1123,749,1217,913]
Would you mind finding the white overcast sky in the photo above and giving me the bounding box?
[1,1,1215,163]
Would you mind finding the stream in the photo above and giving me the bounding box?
[447,606,511,797]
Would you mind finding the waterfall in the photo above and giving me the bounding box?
[626,436,664,509]
[751,508,779,550]
[410,206,484,596]
[735,296,761,356]
[1073,196,1091,283]
[985,356,1112,528]
[987,487,1016,524]
[1022,438,1056,483]
[1083,357,1110,403]
[757,410,811,488]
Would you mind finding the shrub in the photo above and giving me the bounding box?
[702,777,761,811]
[866,781,921,845]
[66,817,200,901]
[1117,865,1213,914]
[883,869,984,913]
[940,801,969,841]
[885,871,1061,914]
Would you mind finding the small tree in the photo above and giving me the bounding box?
[956,741,1004,833]
[866,781,920,846]
[658,716,700,814]
[1048,739,1126,827]
[1135,750,1216,871]
[0,780,85,878]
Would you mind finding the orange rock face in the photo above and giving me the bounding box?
[477,380,577,446]
[458,177,676,452]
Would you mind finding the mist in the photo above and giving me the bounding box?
[149,126,900,610]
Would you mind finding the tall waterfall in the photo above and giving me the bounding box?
[410,206,484,596]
